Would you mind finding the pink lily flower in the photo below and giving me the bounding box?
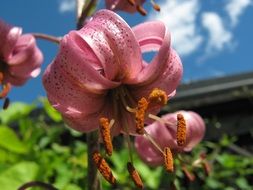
[43,9,183,135]
[105,0,160,16]
[105,0,145,13]
[0,19,43,98]
[135,111,206,166]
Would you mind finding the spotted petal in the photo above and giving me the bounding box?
[130,21,183,99]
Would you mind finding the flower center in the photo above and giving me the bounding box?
[94,87,186,188]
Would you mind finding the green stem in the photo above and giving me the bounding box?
[87,131,101,190]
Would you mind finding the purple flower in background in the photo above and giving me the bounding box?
[0,19,43,98]
[43,10,182,135]
[135,111,206,166]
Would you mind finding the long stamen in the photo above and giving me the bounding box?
[92,151,116,185]
[127,162,144,189]
[176,114,186,146]
[99,118,113,156]
[143,130,163,154]
[148,113,174,126]
[164,147,174,172]
[122,118,134,163]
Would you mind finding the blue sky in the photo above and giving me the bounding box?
[0,0,253,103]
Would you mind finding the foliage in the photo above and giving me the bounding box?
[0,100,252,189]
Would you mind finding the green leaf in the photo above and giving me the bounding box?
[40,97,62,122]
[63,184,82,190]
[0,126,28,154]
[0,161,39,190]
[0,102,35,124]
[236,178,251,190]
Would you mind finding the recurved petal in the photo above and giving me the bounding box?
[44,30,119,95]
[0,19,22,59]
[79,10,143,82]
[131,21,169,84]
[130,21,183,100]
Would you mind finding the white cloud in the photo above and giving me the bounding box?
[147,0,203,56]
[225,0,252,26]
[147,0,252,59]
[201,12,232,52]
[58,0,76,13]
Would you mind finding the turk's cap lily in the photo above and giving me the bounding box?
[135,111,206,166]
[0,19,43,87]
[43,9,183,135]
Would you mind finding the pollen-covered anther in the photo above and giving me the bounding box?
[176,113,186,146]
[150,0,160,11]
[135,97,149,134]
[127,162,144,189]
[136,5,147,16]
[148,88,168,106]
[92,151,116,185]
[164,147,174,172]
[0,83,11,99]
[127,0,136,6]
[99,117,113,156]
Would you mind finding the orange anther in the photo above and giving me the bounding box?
[99,117,113,156]
[152,4,160,11]
[127,162,144,189]
[92,151,116,185]
[176,114,186,146]
[148,88,168,106]
[164,147,174,172]
[135,98,149,134]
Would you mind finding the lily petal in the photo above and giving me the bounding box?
[79,10,143,82]
[0,20,22,59]
[6,34,43,85]
[130,21,183,102]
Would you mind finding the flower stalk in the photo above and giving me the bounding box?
[32,33,61,44]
